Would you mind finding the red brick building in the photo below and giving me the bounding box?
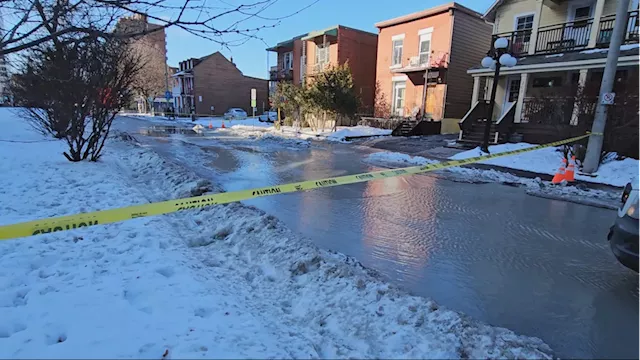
[172,52,269,116]
[375,2,491,126]
[267,25,378,112]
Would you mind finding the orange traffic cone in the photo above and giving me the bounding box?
[565,156,576,182]
[552,158,567,184]
[208,121,213,129]
[221,121,225,129]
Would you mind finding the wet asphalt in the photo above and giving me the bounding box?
[116,118,639,359]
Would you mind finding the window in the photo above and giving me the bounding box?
[572,5,592,29]
[507,79,521,102]
[315,44,329,65]
[515,14,534,43]
[392,39,403,66]
[532,76,563,88]
[418,33,431,66]
[516,15,534,31]
[391,81,406,116]
[283,52,293,70]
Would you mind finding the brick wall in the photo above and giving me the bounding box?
[375,11,453,119]
[337,27,378,112]
[192,52,269,115]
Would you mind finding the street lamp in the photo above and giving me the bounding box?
[480,37,517,153]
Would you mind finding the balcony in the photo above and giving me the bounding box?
[269,66,294,81]
[491,29,533,57]
[535,18,593,53]
[306,62,332,76]
[180,88,194,96]
[597,10,639,46]
[493,11,639,57]
[391,52,449,73]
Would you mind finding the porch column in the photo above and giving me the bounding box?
[570,69,589,125]
[484,77,493,100]
[528,0,545,55]
[514,73,529,122]
[471,76,481,105]
[588,0,606,47]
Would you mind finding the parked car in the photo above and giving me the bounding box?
[224,108,248,119]
[259,110,277,123]
[608,179,639,272]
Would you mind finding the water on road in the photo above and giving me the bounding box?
[118,118,639,359]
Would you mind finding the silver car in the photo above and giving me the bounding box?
[224,108,248,120]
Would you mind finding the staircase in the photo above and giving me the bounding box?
[393,120,417,136]
[457,118,504,147]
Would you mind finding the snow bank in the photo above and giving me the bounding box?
[580,43,640,54]
[365,151,619,205]
[450,143,638,187]
[0,107,554,359]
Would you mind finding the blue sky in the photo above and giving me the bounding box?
[165,0,494,78]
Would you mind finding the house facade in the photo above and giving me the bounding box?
[266,25,378,111]
[374,2,492,126]
[172,52,269,116]
[461,0,639,148]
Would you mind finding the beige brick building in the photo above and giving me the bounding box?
[172,52,269,116]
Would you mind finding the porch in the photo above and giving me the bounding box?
[460,66,639,157]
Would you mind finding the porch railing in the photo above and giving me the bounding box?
[535,19,593,54]
[521,97,576,125]
[596,10,640,47]
[492,30,532,57]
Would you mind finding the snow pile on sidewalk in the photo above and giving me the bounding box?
[365,150,620,207]
[450,143,638,187]
[0,108,554,358]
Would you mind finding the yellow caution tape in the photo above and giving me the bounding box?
[0,134,590,240]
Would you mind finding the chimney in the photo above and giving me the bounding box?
[230,56,234,65]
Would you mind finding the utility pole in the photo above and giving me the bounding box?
[582,0,630,173]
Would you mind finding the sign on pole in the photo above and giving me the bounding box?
[601,92,615,105]
[165,90,172,100]
[251,88,257,108]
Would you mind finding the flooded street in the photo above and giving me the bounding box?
[117,118,639,359]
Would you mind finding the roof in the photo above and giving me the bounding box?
[266,25,376,51]
[266,33,307,52]
[467,45,639,73]
[482,0,503,23]
[375,2,483,29]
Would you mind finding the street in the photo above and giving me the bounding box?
[119,117,638,359]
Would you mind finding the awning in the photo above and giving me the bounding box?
[301,26,338,41]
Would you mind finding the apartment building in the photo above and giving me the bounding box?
[266,25,378,111]
[460,0,639,147]
[172,52,268,116]
[375,2,492,126]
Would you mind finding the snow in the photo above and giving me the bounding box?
[124,113,391,142]
[580,43,640,54]
[449,142,638,187]
[545,53,564,58]
[0,107,554,358]
[365,151,620,207]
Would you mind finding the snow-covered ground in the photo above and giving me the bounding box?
[122,113,391,142]
[365,151,620,208]
[450,143,638,187]
[0,108,554,358]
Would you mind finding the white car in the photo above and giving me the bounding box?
[608,178,639,272]
[259,111,277,123]
[224,108,248,119]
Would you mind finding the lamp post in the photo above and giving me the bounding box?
[480,37,517,153]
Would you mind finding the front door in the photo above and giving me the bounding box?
[392,81,406,117]
[503,77,521,115]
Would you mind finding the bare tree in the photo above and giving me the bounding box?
[11,39,141,161]
[0,0,320,56]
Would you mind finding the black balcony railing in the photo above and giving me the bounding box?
[269,68,294,81]
[597,10,640,47]
[535,19,593,54]
[491,29,532,57]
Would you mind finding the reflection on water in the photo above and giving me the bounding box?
[131,123,637,360]
[138,125,203,137]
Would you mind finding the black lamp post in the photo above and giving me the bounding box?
[480,37,517,153]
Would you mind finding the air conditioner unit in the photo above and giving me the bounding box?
[409,56,419,67]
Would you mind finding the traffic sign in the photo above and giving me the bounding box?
[165,90,172,100]
[601,92,615,105]
[251,88,256,108]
